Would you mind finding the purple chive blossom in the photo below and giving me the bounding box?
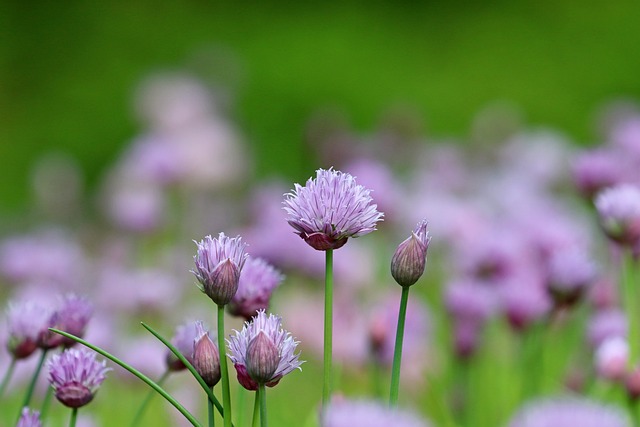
[192,321,221,387]
[595,184,640,245]
[5,301,51,359]
[166,321,199,371]
[322,399,431,427]
[283,168,384,251]
[227,257,284,320]
[545,248,597,306]
[227,310,303,390]
[192,233,249,306]
[571,149,624,199]
[595,336,628,381]
[587,308,627,349]
[38,294,94,350]
[391,219,431,287]
[47,347,110,408]
[17,407,42,427]
[507,397,630,427]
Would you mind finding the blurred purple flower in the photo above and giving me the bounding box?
[47,347,110,408]
[283,168,383,251]
[192,233,248,306]
[228,257,284,320]
[587,308,627,349]
[5,301,51,359]
[572,149,625,199]
[595,336,628,381]
[595,184,640,245]
[545,248,597,306]
[445,280,497,323]
[37,294,93,350]
[166,320,199,372]
[507,397,630,427]
[227,310,302,390]
[499,278,551,332]
[322,398,430,427]
[17,407,42,427]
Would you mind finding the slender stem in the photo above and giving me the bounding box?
[259,383,267,427]
[130,370,171,427]
[40,385,54,419]
[20,349,48,417]
[370,356,383,398]
[623,250,638,362]
[208,386,216,427]
[218,304,232,427]
[68,408,78,427]
[252,391,260,427]
[49,328,202,427]
[235,385,246,427]
[0,357,16,398]
[322,248,334,408]
[389,286,410,406]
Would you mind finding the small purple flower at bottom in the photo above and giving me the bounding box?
[283,168,383,251]
[321,398,430,427]
[507,397,630,427]
[17,407,42,427]
[227,310,303,390]
[47,347,111,408]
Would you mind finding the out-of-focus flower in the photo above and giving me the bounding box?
[445,281,497,324]
[192,321,220,387]
[228,257,284,320]
[37,294,93,350]
[595,184,640,245]
[545,248,596,306]
[571,149,625,199]
[227,310,302,390]
[47,348,110,408]
[166,321,199,372]
[5,301,51,359]
[391,220,431,288]
[283,168,383,251]
[321,398,430,427]
[507,397,630,427]
[103,179,166,233]
[192,233,248,306]
[626,366,640,400]
[587,308,627,349]
[17,407,42,427]
[595,337,628,381]
[499,279,551,332]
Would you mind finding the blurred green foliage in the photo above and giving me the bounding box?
[2,0,640,213]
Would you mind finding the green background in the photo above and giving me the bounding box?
[2,0,640,213]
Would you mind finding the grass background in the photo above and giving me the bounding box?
[2,0,640,214]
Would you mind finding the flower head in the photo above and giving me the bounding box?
[192,321,220,387]
[322,399,430,427]
[192,233,249,305]
[283,168,383,251]
[166,321,199,371]
[227,310,303,390]
[47,347,111,408]
[545,248,596,306]
[227,257,284,320]
[5,301,51,359]
[595,184,640,245]
[17,408,42,427]
[391,220,431,287]
[38,294,94,350]
[507,396,630,427]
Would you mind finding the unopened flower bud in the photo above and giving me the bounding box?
[246,332,279,385]
[192,321,221,387]
[391,220,430,287]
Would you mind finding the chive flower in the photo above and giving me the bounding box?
[391,219,431,287]
[192,321,221,387]
[283,168,383,251]
[228,257,284,321]
[17,408,42,427]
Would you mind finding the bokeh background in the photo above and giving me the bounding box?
[3,0,640,215]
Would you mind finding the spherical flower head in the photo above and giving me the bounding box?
[391,220,431,287]
[47,347,111,408]
[507,396,630,427]
[571,149,624,199]
[5,301,51,359]
[166,321,199,371]
[545,248,596,306]
[192,321,221,387]
[17,408,42,427]
[283,168,384,251]
[227,257,284,320]
[38,294,94,350]
[587,308,627,349]
[595,336,629,381]
[192,233,249,306]
[595,184,640,246]
[322,398,431,427]
[227,310,303,390]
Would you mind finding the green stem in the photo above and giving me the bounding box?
[218,304,232,427]
[69,408,78,427]
[252,391,260,427]
[389,286,410,406]
[19,349,48,418]
[322,248,334,408]
[259,383,267,427]
[130,370,171,427]
[370,357,383,399]
[40,385,54,419]
[623,250,638,362]
[235,385,246,427]
[0,357,16,398]
[49,328,202,427]
[208,386,216,427]
[139,322,226,420]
